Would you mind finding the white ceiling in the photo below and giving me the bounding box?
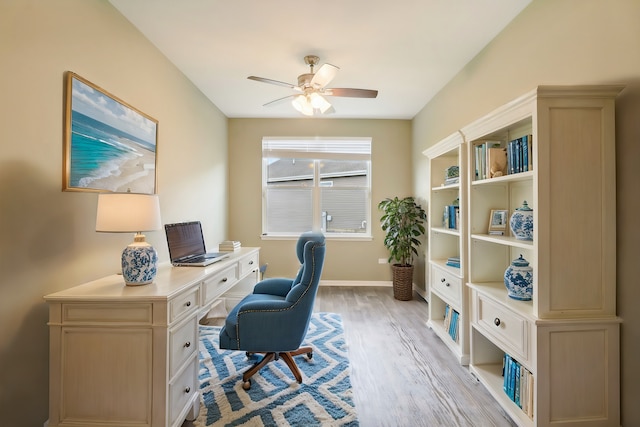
[109,0,532,119]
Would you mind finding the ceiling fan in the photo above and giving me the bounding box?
[248,55,378,116]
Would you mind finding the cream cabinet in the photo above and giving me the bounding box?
[423,132,469,365]
[45,247,259,427]
[459,86,622,426]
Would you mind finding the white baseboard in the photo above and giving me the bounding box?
[319,280,392,287]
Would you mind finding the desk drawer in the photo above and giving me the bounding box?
[169,356,198,427]
[170,288,199,324]
[202,265,238,307]
[476,293,529,361]
[62,303,152,325]
[431,266,461,308]
[239,252,259,277]
[170,315,197,378]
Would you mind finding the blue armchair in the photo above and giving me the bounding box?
[219,232,326,389]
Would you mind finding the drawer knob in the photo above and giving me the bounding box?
[249,260,254,265]
[222,277,228,282]
[440,278,446,282]
[186,301,191,307]
[185,386,191,394]
[494,318,501,326]
[445,282,450,287]
[184,341,191,348]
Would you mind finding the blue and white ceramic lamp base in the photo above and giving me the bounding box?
[121,236,158,286]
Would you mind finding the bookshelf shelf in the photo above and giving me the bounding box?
[431,226,460,237]
[470,234,534,250]
[469,360,534,427]
[460,86,622,427]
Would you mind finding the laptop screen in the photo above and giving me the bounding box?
[165,221,207,261]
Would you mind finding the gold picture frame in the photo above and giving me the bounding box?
[63,72,158,193]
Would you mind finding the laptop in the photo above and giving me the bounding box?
[165,221,229,267]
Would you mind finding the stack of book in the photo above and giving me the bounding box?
[219,240,241,252]
[443,305,460,343]
[446,256,460,268]
[503,353,534,419]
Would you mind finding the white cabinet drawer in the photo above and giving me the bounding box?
[170,315,197,378]
[170,288,199,323]
[169,356,198,427]
[239,252,259,277]
[202,265,238,307]
[431,266,461,308]
[475,293,529,361]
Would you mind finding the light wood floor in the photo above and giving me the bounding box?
[186,286,517,427]
[313,286,516,427]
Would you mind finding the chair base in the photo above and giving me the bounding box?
[242,346,313,390]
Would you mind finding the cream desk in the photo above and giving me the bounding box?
[45,247,260,427]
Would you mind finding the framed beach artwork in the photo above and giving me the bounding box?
[63,72,158,194]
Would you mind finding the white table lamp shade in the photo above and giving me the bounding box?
[96,193,162,286]
[96,193,162,232]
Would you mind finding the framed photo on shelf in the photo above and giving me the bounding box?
[488,209,508,235]
[63,72,158,194]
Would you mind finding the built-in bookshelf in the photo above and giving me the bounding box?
[464,86,622,427]
[423,131,469,365]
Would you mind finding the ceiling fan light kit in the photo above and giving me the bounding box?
[248,55,378,116]
[292,93,332,116]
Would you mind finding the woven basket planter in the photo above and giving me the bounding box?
[391,264,414,301]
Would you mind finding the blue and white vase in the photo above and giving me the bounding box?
[510,201,533,241]
[504,254,533,300]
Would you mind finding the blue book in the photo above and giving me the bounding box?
[509,358,517,401]
[522,135,529,172]
[516,138,522,173]
[503,354,511,394]
[448,205,456,229]
[514,363,521,407]
[507,140,515,174]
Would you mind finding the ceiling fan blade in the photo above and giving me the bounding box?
[263,94,296,107]
[310,63,339,88]
[248,76,298,90]
[324,88,378,98]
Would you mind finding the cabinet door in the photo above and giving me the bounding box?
[536,321,620,425]
[58,328,153,424]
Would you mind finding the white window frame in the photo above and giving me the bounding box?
[261,137,372,240]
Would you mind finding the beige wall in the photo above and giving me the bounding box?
[228,118,417,282]
[4,0,636,425]
[0,1,228,425]
[411,0,640,424]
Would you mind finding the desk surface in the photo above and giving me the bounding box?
[44,247,260,302]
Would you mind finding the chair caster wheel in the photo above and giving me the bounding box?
[242,379,252,390]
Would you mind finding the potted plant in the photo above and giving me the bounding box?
[378,196,427,300]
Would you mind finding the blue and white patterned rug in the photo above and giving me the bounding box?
[195,312,359,427]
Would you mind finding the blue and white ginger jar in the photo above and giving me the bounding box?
[510,201,533,241]
[121,242,158,286]
[504,254,533,301]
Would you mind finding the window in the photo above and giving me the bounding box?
[262,137,372,238]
